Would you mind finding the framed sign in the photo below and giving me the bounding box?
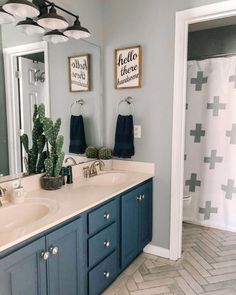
[115,45,142,89]
[68,54,90,92]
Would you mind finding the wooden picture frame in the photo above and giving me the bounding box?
[115,45,142,89]
[68,54,90,92]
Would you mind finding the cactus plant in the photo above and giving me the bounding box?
[21,104,46,175]
[85,146,98,159]
[98,147,112,160]
[42,117,65,177]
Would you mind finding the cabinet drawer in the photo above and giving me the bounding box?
[89,251,117,295]
[88,223,117,267]
[88,199,116,235]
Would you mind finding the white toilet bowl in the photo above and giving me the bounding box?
[183,194,192,208]
[183,194,192,221]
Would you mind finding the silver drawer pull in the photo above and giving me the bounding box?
[41,251,50,261]
[103,240,110,247]
[104,271,110,278]
[49,246,59,255]
[104,212,110,220]
[137,195,142,201]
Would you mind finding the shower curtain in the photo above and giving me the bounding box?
[184,56,236,231]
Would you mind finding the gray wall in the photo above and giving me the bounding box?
[0,27,9,176]
[188,24,236,60]
[103,0,224,249]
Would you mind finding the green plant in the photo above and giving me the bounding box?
[98,147,112,160]
[21,104,47,175]
[85,146,98,159]
[42,117,65,177]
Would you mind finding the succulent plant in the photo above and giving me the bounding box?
[42,117,65,177]
[21,104,46,175]
[85,146,98,159]
[98,147,112,160]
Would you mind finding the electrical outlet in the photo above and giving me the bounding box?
[134,125,142,138]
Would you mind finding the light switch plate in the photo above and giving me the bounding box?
[134,125,141,138]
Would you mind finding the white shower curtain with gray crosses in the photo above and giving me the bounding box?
[184,56,236,231]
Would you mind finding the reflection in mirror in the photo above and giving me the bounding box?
[0,22,103,181]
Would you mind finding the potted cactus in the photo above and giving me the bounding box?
[85,146,98,159]
[98,147,113,170]
[21,104,47,175]
[40,117,65,190]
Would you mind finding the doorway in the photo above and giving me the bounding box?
[170,0,236,261]
[3,41,49,176]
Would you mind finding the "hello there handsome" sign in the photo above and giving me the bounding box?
[69,54,90,92]
[115,46,142,89]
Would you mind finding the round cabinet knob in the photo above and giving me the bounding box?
[137,195,142,201]
[104,212,110,220]
[50,246,59,255]
[103,240,110,247]
[104,271,110,278]
[141,194,145,200]
[41,251,50,261]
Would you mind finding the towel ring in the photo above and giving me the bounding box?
[118,96,134,115]
[70,99,84,116]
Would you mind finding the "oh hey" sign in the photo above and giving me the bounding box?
[115,46,142,89]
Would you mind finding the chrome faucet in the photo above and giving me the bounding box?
[89,160,105,177]
[0,186,7,207]
[64,156,77,166]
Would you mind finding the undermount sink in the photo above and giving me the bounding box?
[89,172,129,186]
[0,198,58,233]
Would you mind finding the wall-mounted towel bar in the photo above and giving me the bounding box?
[70,99,85,116]
[118,96,134,115]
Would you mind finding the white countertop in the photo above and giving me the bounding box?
[0,170,153,253]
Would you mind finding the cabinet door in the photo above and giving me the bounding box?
[0,238,47,295]
[139,181,153,250]
[121,187,140,268]
[46,218,85,295]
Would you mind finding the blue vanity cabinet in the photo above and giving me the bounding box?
[121,180,153,268]
[0,217,84,295]
[46,218,85,295]
[0,238,47,295]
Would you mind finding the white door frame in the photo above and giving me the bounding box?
[170,0,236,261]
[3,41,50,175]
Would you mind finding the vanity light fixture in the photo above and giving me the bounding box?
[43,29,68,44]
[64,17,90,40]
[3,0,40,18]
[0,6,14,24]
[0,0,91,43]
[16,17,45,35]
[37,4,68,30]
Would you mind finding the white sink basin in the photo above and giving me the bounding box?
[89,172,129,186]
[0,198,58,233]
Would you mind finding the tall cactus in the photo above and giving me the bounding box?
[21,104,47,175]
[42,117,64,177]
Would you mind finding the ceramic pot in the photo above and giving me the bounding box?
[40,175,64,190]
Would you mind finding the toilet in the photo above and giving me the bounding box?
[183,194,192,221]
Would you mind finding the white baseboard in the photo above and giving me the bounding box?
[143,244,170,259]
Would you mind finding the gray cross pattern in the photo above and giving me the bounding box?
[185,173,201,192]
[229,68,236,88]
[204,150,223,170]
[199,201,218,220]
[190,124,206,143]
[226,124,236,144]
[221,179,236,200]
[191,71,208,91]
[207,96,226,116]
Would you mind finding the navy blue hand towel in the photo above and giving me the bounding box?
[113,115,135,158]
[69,115,87,154]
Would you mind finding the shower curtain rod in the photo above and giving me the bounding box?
[188,52,236,61]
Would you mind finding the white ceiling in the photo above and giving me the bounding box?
[189,16,236,32]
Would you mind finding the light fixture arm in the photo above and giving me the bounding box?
[33,0,79,19]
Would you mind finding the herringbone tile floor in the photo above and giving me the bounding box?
[103,223,236,295]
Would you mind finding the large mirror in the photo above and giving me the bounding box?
[0,22,103,181]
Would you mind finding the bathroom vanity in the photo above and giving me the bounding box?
[0,169,153,295]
